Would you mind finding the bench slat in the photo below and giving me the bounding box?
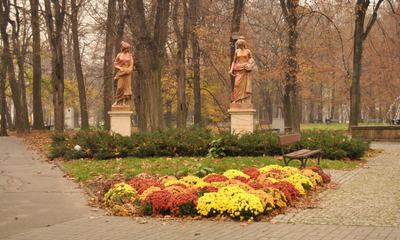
[278,133,321,168]
[278,133,301,145]
[283,149,311,158]
[295,150,321,158]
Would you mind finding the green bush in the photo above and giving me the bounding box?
[300,130,371,160]
[48,127,370,161]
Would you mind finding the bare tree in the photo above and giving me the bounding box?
[349,0,384,126]
[103,0,116,130]
[128,0,170,131]
[44,0,67,131]
[173,0,189,127]
[189,0,201,126]
[230,0,245,92]
[280,0,300,132]
[0,0,26,133]
[0,51,8,136]
[9,0,30,133]
[30,0,45,130]
[71,0,89,130]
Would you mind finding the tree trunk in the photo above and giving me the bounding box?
[330,83,335,119]
[317,82,323,121]
[129,0,169,132]
[71,0,89,130]
[103,0,117,130]
[230,0,245,93]
[173,0,188,127]
[189,0,201,126]
[8,3,30,133]
[280,0,300,132]
[44,0,66,132]
[114,0,125,100]
[0,52,8,136]
[350,0,384,126]
[0,0,25,133]
[30,0,45,130]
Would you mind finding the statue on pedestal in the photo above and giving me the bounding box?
[113,41,134,107]
[228,37,255,104]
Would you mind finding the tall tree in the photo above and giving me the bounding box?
[30,0,45,130]
[189,0,201,126]
[173,0,189,127]
[230,0,245,92]
[44,0,67,131]
[128,0,170,132]
[0,0,26,133]
[103,0,116,130]
[0,50,7,136]
[71,0,89,130]
[113,0,126,101]
[9,0,30,133]
[349,0,384,126]
[280,0,300,132]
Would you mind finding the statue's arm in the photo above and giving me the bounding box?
[113,53,122,70]
[228,50,238,77]
[247,50,255,66]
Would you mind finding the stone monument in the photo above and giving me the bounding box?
[108,41,134,136]
[228,37,255,134]
[65,107,74,129]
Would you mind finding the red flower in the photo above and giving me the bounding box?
[142,190,173,215]
[168,193,198,216]
[233,176,249,183]
[242,167,260,179]
[270,181,300,202]
[127,178,164,194]
[247,181,264,190]
[203,174,229,183]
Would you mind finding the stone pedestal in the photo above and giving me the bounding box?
[108,106,133,136]
[228,103,256,134]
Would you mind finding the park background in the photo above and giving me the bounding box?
[0,0,399,134]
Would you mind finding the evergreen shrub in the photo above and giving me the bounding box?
[49,127,370,161]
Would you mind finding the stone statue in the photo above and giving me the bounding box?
[113,41,134,106]
[228,37,255,104]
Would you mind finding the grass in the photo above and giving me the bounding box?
[301,123,349,131]
[55,123,378,183]
[63,154,367,183]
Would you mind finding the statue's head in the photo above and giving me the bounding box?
[121,41,131,51]
[236,38,246,48]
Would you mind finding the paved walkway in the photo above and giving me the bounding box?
[1,137,399,239]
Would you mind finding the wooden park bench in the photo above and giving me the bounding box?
[216,122,231,132]
[278,133,321,168]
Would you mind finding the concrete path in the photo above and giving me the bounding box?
[1,137,399,239]
[0,136,102,239]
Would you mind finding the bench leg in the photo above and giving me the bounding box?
[283,157,289,166]
[301,158,307,169]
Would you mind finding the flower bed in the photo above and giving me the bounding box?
[99,165,331,221]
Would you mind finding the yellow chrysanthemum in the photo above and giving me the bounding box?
[179,176,203,187]
[223,169,250,179]
[259,164,283,173]
[227,193,264,220]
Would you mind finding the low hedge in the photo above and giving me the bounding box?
[49,127,370,161]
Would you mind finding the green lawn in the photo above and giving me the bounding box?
[63,154,367,182]
[60,123,379,183]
